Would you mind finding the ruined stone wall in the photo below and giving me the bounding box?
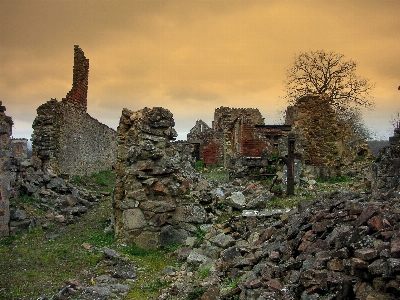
[63,45,89,111]
[372,124,400,194]
[11,139,28,159]
[0,101,12,237]
[188,107,274,166]
[114,107,209,249]
[213,107,264,131]
[32,100,117,176]
[32,46,117,176]
[285,94,370,168]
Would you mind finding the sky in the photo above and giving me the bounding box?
[1,0,399,141]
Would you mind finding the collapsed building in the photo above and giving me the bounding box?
[187,95,371,180]
[371,121,400,194]
[31,45,117,176]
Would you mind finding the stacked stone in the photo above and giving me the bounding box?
[285,94,371,178]
[64,45,89,112]
[31,99,61,170]
[372,123,400,194]
[160,190,400,299]
[32,46,117,177]
[113,107,209,249]
[0,101,12,237]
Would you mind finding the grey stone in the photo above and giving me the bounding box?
[160,225,190,247]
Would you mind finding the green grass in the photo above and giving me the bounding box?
[202,168,228,183]
[123,245,178,300]
[71,170,116,193]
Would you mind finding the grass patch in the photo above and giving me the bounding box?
[71,170,115,193]
[0,191,112,299]
[123,245,178,300]
[202,167,228,183]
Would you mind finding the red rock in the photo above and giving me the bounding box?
[367,216,383,231]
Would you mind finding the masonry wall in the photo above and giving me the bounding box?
[187,107,288,166]
[32,46,117,176]
[0,101,12,237]
[114,107,206,249]
[285,94,371,167]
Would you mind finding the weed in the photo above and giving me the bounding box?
[193,226,206,247]
[88,231,116,247]
[195,160,204,172]
[143,278,170,292]
[198,267,211,279]
[120,243,156,257]
[163,242,181,253]
[11,194,35,205]
[0,233,20,245]
[188,286,206,299]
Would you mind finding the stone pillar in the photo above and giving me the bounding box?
[0,101,12,237]
[113,107,206,249]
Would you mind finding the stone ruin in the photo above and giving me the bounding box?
[286,94,371,179]
[187,107,289,168]
[32,45,117,176]
[188,96,372,182]
[0,101,12,237]
[113,107,212,249]
[371,121,400,194]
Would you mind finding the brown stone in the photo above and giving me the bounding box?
[354,248,378,261]
[356,205,380,226]
[390,238,400,258]
[200,285,220,300]
[368,216,384,231]
[327,258,344,271]
[264,278,282,291]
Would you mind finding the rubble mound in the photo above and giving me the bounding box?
[158,190,400,300]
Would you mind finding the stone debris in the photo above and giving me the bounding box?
[37,248,134,300]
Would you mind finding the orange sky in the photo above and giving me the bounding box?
[1,0,399,140]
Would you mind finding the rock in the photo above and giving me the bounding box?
[212,233,235,248]
[12,209,26,221]
[103,248,120,260]
[226,191,246,209]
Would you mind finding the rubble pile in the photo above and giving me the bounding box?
[9,157,108,234]
[158,190,400,300]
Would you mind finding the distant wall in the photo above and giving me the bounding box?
[32,46,117,176]
[0,101,12,237]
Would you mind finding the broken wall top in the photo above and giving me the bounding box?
[63,45,89,112]
[214,107,264,131]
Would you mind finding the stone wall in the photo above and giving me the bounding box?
[372,123,400,194]
[31,46,117,176]
[11,138,28,159]
[64,45,89,111]
[187,107,287,167]
[285,94,371,170]
[113,107,209,249]
[0,101,12,237]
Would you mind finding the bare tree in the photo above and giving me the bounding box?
[283,50,375,138]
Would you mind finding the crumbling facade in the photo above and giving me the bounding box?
[285,94,371,178]
[187,107,288,167]
[113,107,209,249]
[31,46,117,176]
[0,101,12,237]
[371,122,400,193]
